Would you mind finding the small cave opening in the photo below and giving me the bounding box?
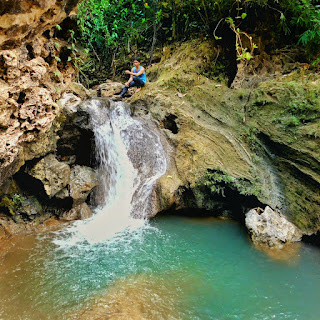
[158,184,264,225]
[162,114,179,134]
[26,44,35,59]
[13,161,74,212]
[302,232,320,248]
[56,126,95,167]
[42,30,50,39]
[44,54,54,65]
[59,47,72,65]
[17,91,26,104]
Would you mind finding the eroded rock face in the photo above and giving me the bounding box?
[0,0,78,185]
[0,0,78,50]
[245,206,302,248]
[61,202,93,221]
[27,154,71,197]
[70,165,98,204]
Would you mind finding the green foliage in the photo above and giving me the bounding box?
[197,169,261,197]
[0,194,25,216]
[74,0,320,77]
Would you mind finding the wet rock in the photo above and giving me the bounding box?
[245,206,303,248]
[60,203,93,221]
[0,216,27,236]
[69,166,98,204]
[27,154,71,198]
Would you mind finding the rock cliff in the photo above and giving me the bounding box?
[0,0,78,184]
[129,40,320,236]
[0,0,92,237]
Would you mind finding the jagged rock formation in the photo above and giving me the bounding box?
[245,206,303,248]
[0,0,78,184]
[0,0,77,50]
[0,0,88,237]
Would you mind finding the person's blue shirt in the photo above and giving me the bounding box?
[134,66,147,84]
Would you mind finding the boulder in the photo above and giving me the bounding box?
[245,206,303,248]
[27,154,71,197]
[59,92,82,113]
[69,166,98,204]
[66,82,90,100]
[18,197,42,217]
[95,81,124,97]
[60,203,93,221]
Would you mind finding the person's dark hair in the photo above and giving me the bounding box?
[133,57,140,62]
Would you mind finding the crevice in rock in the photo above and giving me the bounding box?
[162,114,178,134]
[59,47,72,65]
[56,126,95,167]
[44,54,54,65]
[26,43,35,59]
[17,91,26,104]
[42,30,51,39]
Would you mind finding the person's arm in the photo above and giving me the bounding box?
[125,75,133,86]
[125,67,145,77]
[125,68,134,86]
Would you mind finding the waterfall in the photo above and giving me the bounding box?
[56,99,167,245]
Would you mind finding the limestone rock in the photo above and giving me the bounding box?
[0,0,78,50]
[18,197,43,217]
[55,187,70,199]
[95,81,124,97]
[67,82,90,100]
[59,92,82,113]
[27,154,71,198]
[23,127,58,161]
[0,225,6,240]
[69,166,98,204]
[0,1,78,185]
[245,206,303,248]
[60,203,93,221]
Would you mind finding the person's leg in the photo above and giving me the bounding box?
[119,81,135,97]
[132,76,145,88]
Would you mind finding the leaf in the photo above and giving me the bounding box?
[67,56,72,61]
[241,13,247,19]
[55,56,61,62]
[55,24,62,31]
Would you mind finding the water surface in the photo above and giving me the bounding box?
[0,216,319,320]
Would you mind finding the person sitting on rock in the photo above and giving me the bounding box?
[117,58,147,98]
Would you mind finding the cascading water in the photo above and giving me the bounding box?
[56,99,167,244]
